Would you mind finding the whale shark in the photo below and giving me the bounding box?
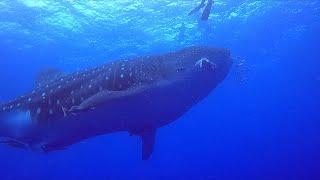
[0,46,232,160]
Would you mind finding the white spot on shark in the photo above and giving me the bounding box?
[49,109,53,115]
[120,74,124,78]
[36,107,41,115]
[28,98,32,102]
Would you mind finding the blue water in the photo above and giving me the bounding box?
[0,0,319,179]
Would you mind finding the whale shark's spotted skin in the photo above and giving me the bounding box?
[0,46,232,159]
[1,57,165,124]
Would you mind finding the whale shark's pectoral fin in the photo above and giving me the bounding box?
[61,105,93,117]
[66,87,148,116]
[140,128,157,160]
[64,90,122,115]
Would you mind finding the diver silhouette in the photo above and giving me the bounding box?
[188,0,214,21]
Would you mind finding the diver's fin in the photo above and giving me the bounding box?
[188,0,206,15]
[140,128,157,160]
[35,68,64,87]
[201,0,213,20]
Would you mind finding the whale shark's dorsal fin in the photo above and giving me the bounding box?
[140,128,157,160]
[35,68,64,87]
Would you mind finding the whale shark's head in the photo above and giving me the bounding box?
[165,46,232,89]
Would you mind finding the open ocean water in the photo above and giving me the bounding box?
[0,0,320,179]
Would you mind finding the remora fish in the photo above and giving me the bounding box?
[0,46,232,160]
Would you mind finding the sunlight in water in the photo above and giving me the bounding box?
[19,0,49,8]
[1,0,319,57]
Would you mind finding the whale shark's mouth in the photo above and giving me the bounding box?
[195,57,216,71]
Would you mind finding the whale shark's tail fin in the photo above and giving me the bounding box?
[0,137,30,149]
[0,102,32,127]
[0,104,33,149]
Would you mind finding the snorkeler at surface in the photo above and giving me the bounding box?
[188,0,214,21]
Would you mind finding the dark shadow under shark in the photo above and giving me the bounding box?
[0,46,232,160]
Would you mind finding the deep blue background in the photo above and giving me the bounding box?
[0,0,319,179]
